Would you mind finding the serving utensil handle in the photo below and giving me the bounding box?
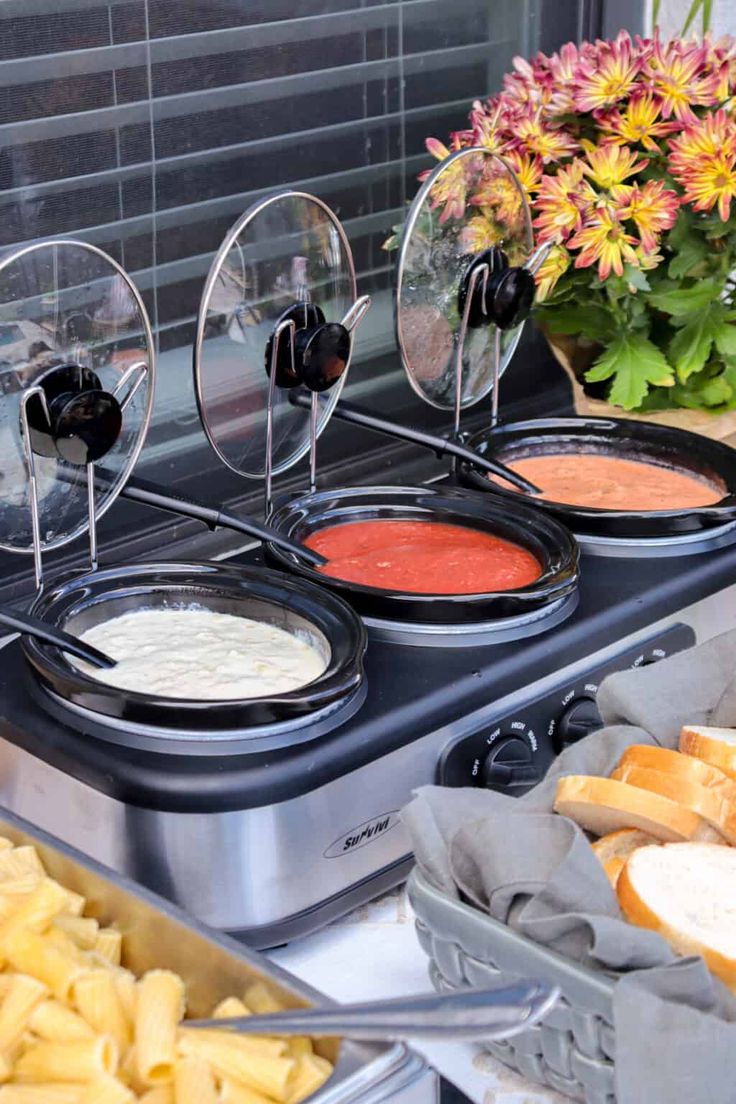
[112,474,327,567]
[0,608,114,669]
[186,981,557,1042]
[288,394,540,495]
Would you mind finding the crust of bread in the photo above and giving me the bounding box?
[602,856,625,888]
[591,828,659,863]
[618,845,736,990]
[680,727,736,781]
[616,744,736,804]
[554,776,706,841]
[610,764,736,844]
[591,829,659,888]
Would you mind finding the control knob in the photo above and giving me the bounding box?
[480,737,542,793]
[555,697,602,752]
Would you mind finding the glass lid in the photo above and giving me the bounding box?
[194,191,357,480]
[396,148,533,411]
[0,240,154,554]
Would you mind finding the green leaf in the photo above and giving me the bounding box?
[646,281,720,315]
[585,332,674,410]
[714,319,736,357]
[681,0,704,34]
[542,305,617,341]
[668,314,715,381]
[668,238,708,280]
[623,264,651,292]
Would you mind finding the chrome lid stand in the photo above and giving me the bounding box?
[395,147,550,449]
[194,191,370,517]
[0,240,155,593]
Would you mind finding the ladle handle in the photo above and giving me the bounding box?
[289,394,540,495]
[0,609,114,669]
[114,476,327,568]
[186,981,557,1043]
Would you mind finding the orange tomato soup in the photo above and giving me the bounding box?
[496,453,722,511]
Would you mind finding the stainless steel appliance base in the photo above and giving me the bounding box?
[1,549,736,949]
[576,519,736,558]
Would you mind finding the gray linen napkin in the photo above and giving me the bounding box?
[403,627,736,1104]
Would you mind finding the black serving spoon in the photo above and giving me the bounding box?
[0,608,115,669]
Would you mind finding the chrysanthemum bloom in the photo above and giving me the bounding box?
[534,243,571,300]
[668,108,736,172]
[645,36,720,123]
[569,209,639,279]
[509,112,579,163]
[460,213,505,253]
[597,91,679,152]
[422,137,468,221]
[611,180,680,252]
[574,31,641,112]
[534,162,596,242]
[669,110,736,220]
[582,142,649,190]
[502,150,544,196]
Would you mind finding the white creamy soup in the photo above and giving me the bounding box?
[76,607,327,700]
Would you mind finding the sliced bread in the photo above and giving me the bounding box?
[591,828,660,888]
[617,842,736,989]
[609,764,734,844]
[615,744,736,803]
[553,776,713,842]
[680,727,736,780]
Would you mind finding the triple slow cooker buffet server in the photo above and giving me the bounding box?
[1,179,736,947]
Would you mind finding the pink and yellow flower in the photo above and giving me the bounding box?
[645,36,720,123]
[582,141,648,190]
[611,180,680,251]
[533,161,595,242]
[669,109,736,220]
[598,91,679,151]
[574,32,641,112]
[504,150,544,195]
[534,243,571,300]
[509,113,579,163]
[569,210,639,280]
[422,136,467,222]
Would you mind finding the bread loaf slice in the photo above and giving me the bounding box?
[615,744,736,804]
[554,776,711,842]
[610,764,733,844]
[617,842,736,989]
[680,727,736,781]
[591,828,660,887]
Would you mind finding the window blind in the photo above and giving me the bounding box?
[0,0,542,483]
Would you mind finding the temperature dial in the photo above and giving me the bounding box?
[480,737,542,793]
[555,697,602,752]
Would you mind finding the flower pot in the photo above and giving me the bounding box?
[545,329,736,447]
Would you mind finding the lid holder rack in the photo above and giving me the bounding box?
[18,358,149,592]
[261,281,371,517]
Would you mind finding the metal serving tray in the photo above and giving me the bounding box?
[0,805,435,1104]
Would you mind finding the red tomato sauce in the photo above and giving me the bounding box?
[494,453,723,511]
[305,519,541,594]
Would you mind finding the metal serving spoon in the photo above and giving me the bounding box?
[186,982,557,1043]
[0,608,115,669]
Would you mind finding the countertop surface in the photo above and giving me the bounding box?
[268,887,566,1104]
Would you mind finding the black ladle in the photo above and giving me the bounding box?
[0,608,114,670]
[114,475,328,567]
[64,468,328,569]
[288,393,541,495]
